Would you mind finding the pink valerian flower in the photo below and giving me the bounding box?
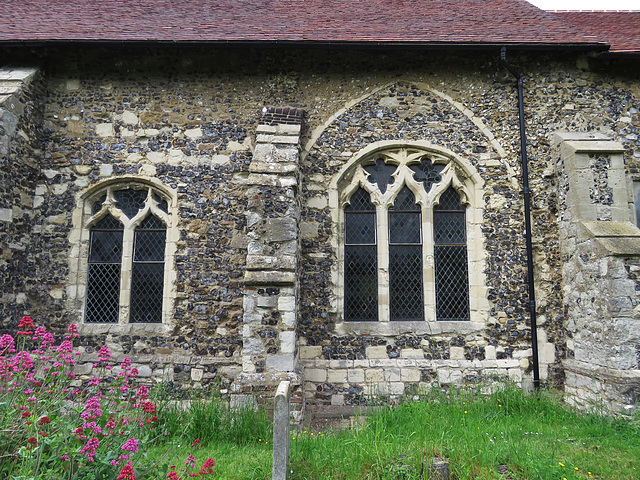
[80,437,100,462]
[199,458,215,474]
[37,416,51,425]
[88,377,102,386]
[17,316,34,335]
[185,454,196,469]
[33,326,47,339]
[60,455,70,462]
[167,472,179,480]
[56,341,73,353]
[40,332,55,348]
[82,421,102,435]
[137,385,149,400]
[0,334,15,352]
[142,401,156,414]
[117,462,137,480]
[66,323,79,340]
[13,351,34,370]
[81,396,103,420]
[129,368,139,377]
[97,346,111,363]
[121,438,139,453]
[120,358,131,370]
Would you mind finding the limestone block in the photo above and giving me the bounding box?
[384,368,401,382]
[95,123,114,137]
[379,97,399,107]
[122,111,138,125]
[281,312,296,327]
[331,394,345,406]
[366,346,388,359]
[365,369,384,383]
[348,369,365,383]
[305,368,326,382]
[191,368,204,381]
[266,218,297,242]
[280,331,296,354]
[389,382,405,395]
[244,271,296,285]
[450,347,465,361]
[300,346,322,359]
[400,348,424,359]
[99,164,113,176]
[256,296,277,308]
[73,363,93,376]
[246,254,296,271]
[485,345,496,360]
[137,365,152,377]
[307,196,328,209]
[0,208,12,222]
[401,368,421,382]
[244,337,266,355]
[508,368,522,383]
[185,127,203,139]
[278,296,296,312]
[300,221,319,238]
[438,369,462,385]
[327,369,347,383]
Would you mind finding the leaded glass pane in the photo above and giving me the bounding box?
[435,188,463,211]
[134,231,166,262]
[130,263,164,323]
[389,213,421,244]
[346,213,376,244]
[91,194,106,215]
[344,245,378,321]
[410,158,443,194]
[345,188,375,212]
[434,212,466,244]
[85,263,121,323]
[364,158,397,194]
[390,186,418,212]
[435,245,470,321]
[153,192,169,213]
[114,188,147,219]
[89,216,123,263]
[389,245,424,321]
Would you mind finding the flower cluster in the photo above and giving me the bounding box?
[0,317,160,479]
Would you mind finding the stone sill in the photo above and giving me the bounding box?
[76,323,174,336]
[332,321,484,336]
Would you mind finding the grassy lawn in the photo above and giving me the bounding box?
[141,387,639,480]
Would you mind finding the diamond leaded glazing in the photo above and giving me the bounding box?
[364,158,397,193]
[410,158,442,193]
[389,187,423,321]
[84,185,169,324]
[345,188,377,321]
[85,215,123,323]
[434,188,469,321]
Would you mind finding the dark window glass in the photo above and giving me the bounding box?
[114,188,147,219]
[434,188,469,321]
[364,158,397,194]
[344,188,377,321]
[410,158,443,194]
[389,187,423,321]
[85,215,123,323]
[130,215,166,323]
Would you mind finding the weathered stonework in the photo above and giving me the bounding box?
[0,46,638,412]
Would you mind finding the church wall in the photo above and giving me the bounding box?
[0,48,638,405]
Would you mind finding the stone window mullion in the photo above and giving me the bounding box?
[119,225,135,324]
[377,204,390,322]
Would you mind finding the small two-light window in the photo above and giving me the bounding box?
[85,186,169,324]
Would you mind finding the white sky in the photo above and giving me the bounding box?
[527,0,639,10]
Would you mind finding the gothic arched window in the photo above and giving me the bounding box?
[83,183,171,324]
[339,147,475,323]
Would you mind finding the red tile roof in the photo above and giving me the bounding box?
[553,12,640,53]
[0,0,606,48]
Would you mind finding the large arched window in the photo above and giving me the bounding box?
[80,182,173,324]
[336,145,482,325]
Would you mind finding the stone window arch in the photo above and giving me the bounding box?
[330,142,487,334]
[68,178,177,334]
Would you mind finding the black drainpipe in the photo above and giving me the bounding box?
[499,47,541,391]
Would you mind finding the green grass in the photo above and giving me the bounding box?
[139,387,640,480]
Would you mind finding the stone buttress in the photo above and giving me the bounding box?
[230,107,304,423]
[554,132,640,411]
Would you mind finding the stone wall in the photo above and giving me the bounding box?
[0,47,638,409]
[0,68,43,328]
